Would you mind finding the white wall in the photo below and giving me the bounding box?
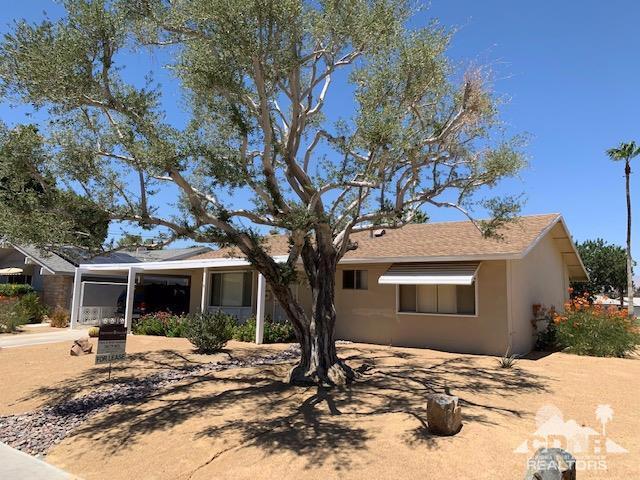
[508,224,570,354]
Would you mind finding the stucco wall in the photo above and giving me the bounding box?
[508,225,570,354]
[333,260,510,355]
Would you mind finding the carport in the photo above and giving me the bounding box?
[69,256,287,344]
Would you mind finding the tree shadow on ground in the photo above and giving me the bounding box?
[19,345,273,406]
[47,344,550,473]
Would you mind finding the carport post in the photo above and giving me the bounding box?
[255,273,266,344]
[69,267,85,329]
[124,267,139,333]
[200,267,210,313]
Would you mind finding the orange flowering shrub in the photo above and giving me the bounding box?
[553,291,639,357]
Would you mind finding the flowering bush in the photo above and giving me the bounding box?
[132,311,188,337]
[553,292,640,357]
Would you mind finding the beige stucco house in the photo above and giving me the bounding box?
[70,213,587,356]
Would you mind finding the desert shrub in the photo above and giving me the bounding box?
[534,305,559,351]
[13,292,48,324]
[132,311,187,337]
[88,326,100,337]
[233,317,256,342]
[186,311,235,353]
[233,316,296,344]
[0,298,24,332]
[264,319,296,343]
[553,293,640,357]
[49,307,70,328]
[498,348,518,368]
[536,320,558,351]
[0,283,34,297]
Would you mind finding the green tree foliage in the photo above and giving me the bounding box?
[0,123,108,250]
[573,239,629,300]
[0,0,525,383]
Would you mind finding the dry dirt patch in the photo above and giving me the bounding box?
[2,338,639,479]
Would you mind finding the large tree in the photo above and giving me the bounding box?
[0,0,524,385]
[0,123,109,249]
[606,141,638,317]
[573,239,628,305]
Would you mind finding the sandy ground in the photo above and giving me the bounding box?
[0,324,62,337]
[2,336,638,480]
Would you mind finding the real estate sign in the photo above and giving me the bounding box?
[96,319,127,364]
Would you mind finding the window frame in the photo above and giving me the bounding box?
[342,269,368,290]
[395,280,479,318]
[209,270,254,308]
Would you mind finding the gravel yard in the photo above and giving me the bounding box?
[1,336,638,480]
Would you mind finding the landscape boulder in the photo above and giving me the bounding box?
[70,338,93,356]
[426,393,462,435]
[524,448,576,480]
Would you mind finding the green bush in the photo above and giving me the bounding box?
[14,292,48,324]
[233,317,256,342]
[553,296,640,357]
[132,311,188,337]
[186,311,235,353]
[233,316,296,344]
[0,283,34,297]
[0,298,25,332]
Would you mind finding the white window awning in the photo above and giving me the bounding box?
[378,262,481,285]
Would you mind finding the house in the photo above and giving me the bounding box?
[0,244,211,311]
[69,213,588,356]
[594,294,640,317]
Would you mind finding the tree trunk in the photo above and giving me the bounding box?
[266,242,354,386]
[288,254,354,386]
[625,160,634,318]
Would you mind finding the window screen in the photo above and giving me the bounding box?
[210,272,252,307]
[399,283,476,315]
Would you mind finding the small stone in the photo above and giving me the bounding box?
[524,448,576,480]
[426,394,462,436]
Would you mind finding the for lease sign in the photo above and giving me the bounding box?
[96,319,127,364]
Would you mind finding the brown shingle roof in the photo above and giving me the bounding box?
[193,213,562,262]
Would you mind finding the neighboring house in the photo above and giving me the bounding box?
[594,294,640,317]
[0,244,211,311]
[70,213,588,356]
[0,244,77,309]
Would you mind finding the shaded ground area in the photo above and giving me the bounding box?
[2,337,638,479]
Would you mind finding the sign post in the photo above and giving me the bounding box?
[96,318,127,378]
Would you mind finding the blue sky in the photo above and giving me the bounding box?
[0,1,638,273]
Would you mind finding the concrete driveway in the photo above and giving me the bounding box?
[0,329,88,349]
[0,442,78,479]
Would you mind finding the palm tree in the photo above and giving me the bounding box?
[607,141,639,317]
[595,404,614,436]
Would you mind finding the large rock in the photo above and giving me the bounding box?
[426,393,462,435]
[524,448,576,480]
[70,338,92,356]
